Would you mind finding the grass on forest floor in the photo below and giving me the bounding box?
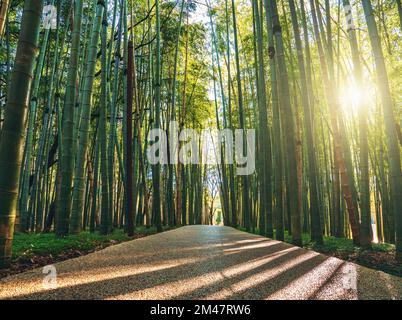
[12,226,173,260]
[0,226,174,279]
[239,227,401,277]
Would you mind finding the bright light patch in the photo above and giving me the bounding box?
[338,83,364,114]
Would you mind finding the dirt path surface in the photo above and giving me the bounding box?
[1,225,401,300]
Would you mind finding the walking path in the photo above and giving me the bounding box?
[1,225,401,299]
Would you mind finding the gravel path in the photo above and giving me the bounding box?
[0,225,401,300]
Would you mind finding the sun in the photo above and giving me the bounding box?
[338,77,377,117]
[338,82,365,115]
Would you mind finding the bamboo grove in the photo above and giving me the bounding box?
[0,0,401,267]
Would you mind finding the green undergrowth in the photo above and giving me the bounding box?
[299,234,394,255]
[238,226,394,254]
[12,226,172,261]
[238,226,400,277]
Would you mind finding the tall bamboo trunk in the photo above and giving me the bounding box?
[263,0,284,240]
[20,10,52,231]
[0,0,43,267]
[56,0,84,237]
[167,0,185,226]
[70,0,105,234]
[126,39,135,236]
[269,0,301,245]
[176,1,190,226]
[397,0,402,31]
[231,0,251,231]
[99,0,110,235]
[224,0,237,228]
[253,0,273,237]
[0,0,10,39]
[152,0,162,232]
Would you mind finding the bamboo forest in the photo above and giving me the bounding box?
[0,0,401,301]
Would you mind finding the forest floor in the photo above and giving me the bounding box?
[0,225,401,300]
[239,227,401,278]
[0,226,176,280]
